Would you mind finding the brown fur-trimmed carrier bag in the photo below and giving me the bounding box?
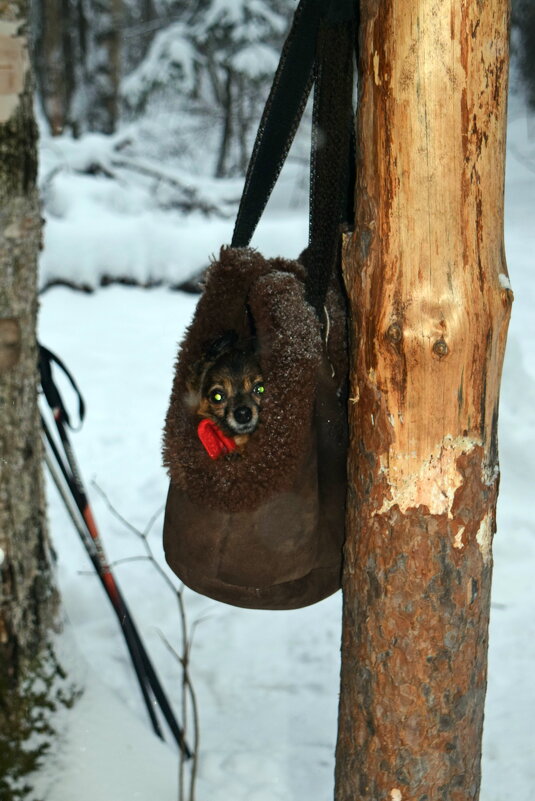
[162,0,356,609]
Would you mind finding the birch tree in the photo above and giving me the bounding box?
[335,0,512,798]
[0,4,61,796]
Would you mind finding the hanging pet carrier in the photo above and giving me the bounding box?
[162,0,357,609]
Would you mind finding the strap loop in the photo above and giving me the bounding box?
[38,344,86,430]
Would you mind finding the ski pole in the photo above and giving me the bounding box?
[42,419,166,743]
[39,346,191,757]
[42,410,192,757]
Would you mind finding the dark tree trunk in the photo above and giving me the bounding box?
[31,0,87,135]
[215,66,234,178]
[32,0,67,134]
[512,0,535,109]
[84,0,122,134]
[32,0,122,135]
[335,0,512,799]
[122,0,157,73]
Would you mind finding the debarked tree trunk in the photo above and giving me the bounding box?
[335,1,512,799]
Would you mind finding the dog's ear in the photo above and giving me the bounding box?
[186,331,238,395]
[184,360,203,406]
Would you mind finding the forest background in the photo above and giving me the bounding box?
[11,1,535,799]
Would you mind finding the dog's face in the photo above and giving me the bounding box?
[193,336,264,438]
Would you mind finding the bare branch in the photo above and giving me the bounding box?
[87,480,200,801]
[109,555,150,568]
[143,505,165,537]
[91,480,145,539]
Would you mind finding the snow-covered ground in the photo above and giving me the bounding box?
[31,95,535,801]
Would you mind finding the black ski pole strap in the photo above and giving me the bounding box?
[38,344,85,430]
[231,0,322,249]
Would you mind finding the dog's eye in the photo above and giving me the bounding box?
[253,383,265,396]
[209,389,226,404]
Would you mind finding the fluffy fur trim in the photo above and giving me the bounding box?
[163,247,324,513]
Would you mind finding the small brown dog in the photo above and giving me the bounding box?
[189,332,264,450]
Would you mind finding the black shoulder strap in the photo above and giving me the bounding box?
[306,5,356,312]
[231,0,322,249]
[231,0,358,314]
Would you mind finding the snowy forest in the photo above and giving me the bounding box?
[0,0,534,799]
[29,0,535,291]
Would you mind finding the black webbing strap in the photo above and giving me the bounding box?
[306,5,356,311]
[231,0,321,250]
[231,0,357,314]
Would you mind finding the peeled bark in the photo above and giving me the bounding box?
[335,1,511,799]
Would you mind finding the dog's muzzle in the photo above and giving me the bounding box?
[234,406,252,424]
[227,404,258,434]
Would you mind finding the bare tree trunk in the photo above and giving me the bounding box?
[0,4,61,794]
[32,0,66,134]
[215,66,234,178]
[31,0,87,135]
[85,0,122,134]
[122,0,157,73]
[335,1,511,799]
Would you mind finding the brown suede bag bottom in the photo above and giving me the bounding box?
[162,248,347,610]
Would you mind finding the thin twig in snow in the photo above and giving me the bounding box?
[91,481,200,801]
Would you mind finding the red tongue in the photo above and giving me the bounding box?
[197,419,237,460]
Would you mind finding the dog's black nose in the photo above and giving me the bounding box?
[234,406,252,424]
